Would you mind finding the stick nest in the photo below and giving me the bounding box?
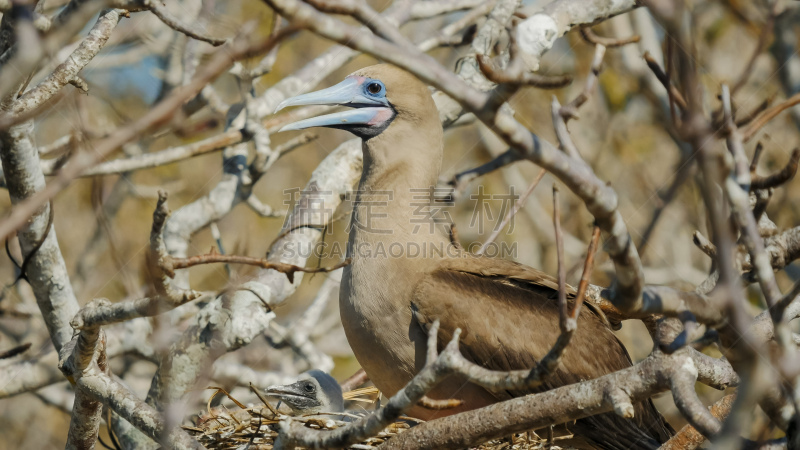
[184,387,572,449]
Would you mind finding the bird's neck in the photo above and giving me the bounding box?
[347,120,450,256]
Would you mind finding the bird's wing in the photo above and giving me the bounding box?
[411,255,674,449]
[410,255,626,386]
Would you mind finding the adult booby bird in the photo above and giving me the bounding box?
[276,65,673,449]
[266,370,344,415]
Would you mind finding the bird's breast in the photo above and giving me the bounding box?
[338,258,424,397]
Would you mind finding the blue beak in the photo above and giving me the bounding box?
[276,77,393,132]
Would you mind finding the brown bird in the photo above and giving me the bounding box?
[276,64,673,449]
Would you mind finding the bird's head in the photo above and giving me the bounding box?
[275,64,438,140]
[265,370,344,415]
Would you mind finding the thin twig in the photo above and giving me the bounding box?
[146,0,227,46]
[579,27,640,47]
[742,91,800,142]
[643,50,687,111]
[417,396,463,410]
[751,148,800,190]
[572,226,601,319]
[340,368,369,393]
[560,44,606,122]
[0,342,31,359]
[164,248,351,284]
[476,54,572,88]
[477,168,545,254]
[731,5,776,93]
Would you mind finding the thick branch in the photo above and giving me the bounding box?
[0,121,78,352]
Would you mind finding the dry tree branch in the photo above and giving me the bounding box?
[0,24,295,243]
[742,91,800,142]
[574,226,602,319]
[513,0,638,71]
[379,347,716,449]
[560,43,606,122]
[668,362,721,439]
[731,3,776,94]
[0,121,78,353]
[643,50,688,111]
[0,351,64,399]
[163,249,350,284]
[69,192,209,330]
[0,0,106,102]
[305,0,412,49]
[340,369,369,393]
[476,168,545,254]
[145,0,227,46]
[416,0,495,51]
[39,123,316,179]
[417,396,463,410]
[579,26,640,47]
[11,8,122,115]
[751,148,800,190]
[720,85,783,321]
[476,53,572,88]
[661,394,736,450]
[78,130,245,176]
[408,0,484,20]
[62,324,107,450]
[692,230,717,259]
[643,5,796,442]
[447,148,523,200]
[0,342,31,360]
[58,314,205,450]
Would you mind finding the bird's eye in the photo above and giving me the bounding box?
[304,383,315,393]
[367,82,382,95]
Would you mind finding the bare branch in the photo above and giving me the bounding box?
[721,85,783,322]
[477,168,545,253]
[579,27,639,47]
[751,148,800,190]
[0,350,63,398]
[669,361,721,439]
[476,53,573,88]
[145,0,227,46]
[0,23,294,243]
[447,148,523,200]
[514,0,637,70]
[164,249,349,284]
[643,51,688,111]
[731,4,776,94]
[692,230,717,259]
[661,394,735,450]
[12,8,122,115]
[380,350,704,449]
[340,369,369,393]
[560,43,606,122]
[742,91,800,142]
[0,121,78,352]
[409,0,485,20]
